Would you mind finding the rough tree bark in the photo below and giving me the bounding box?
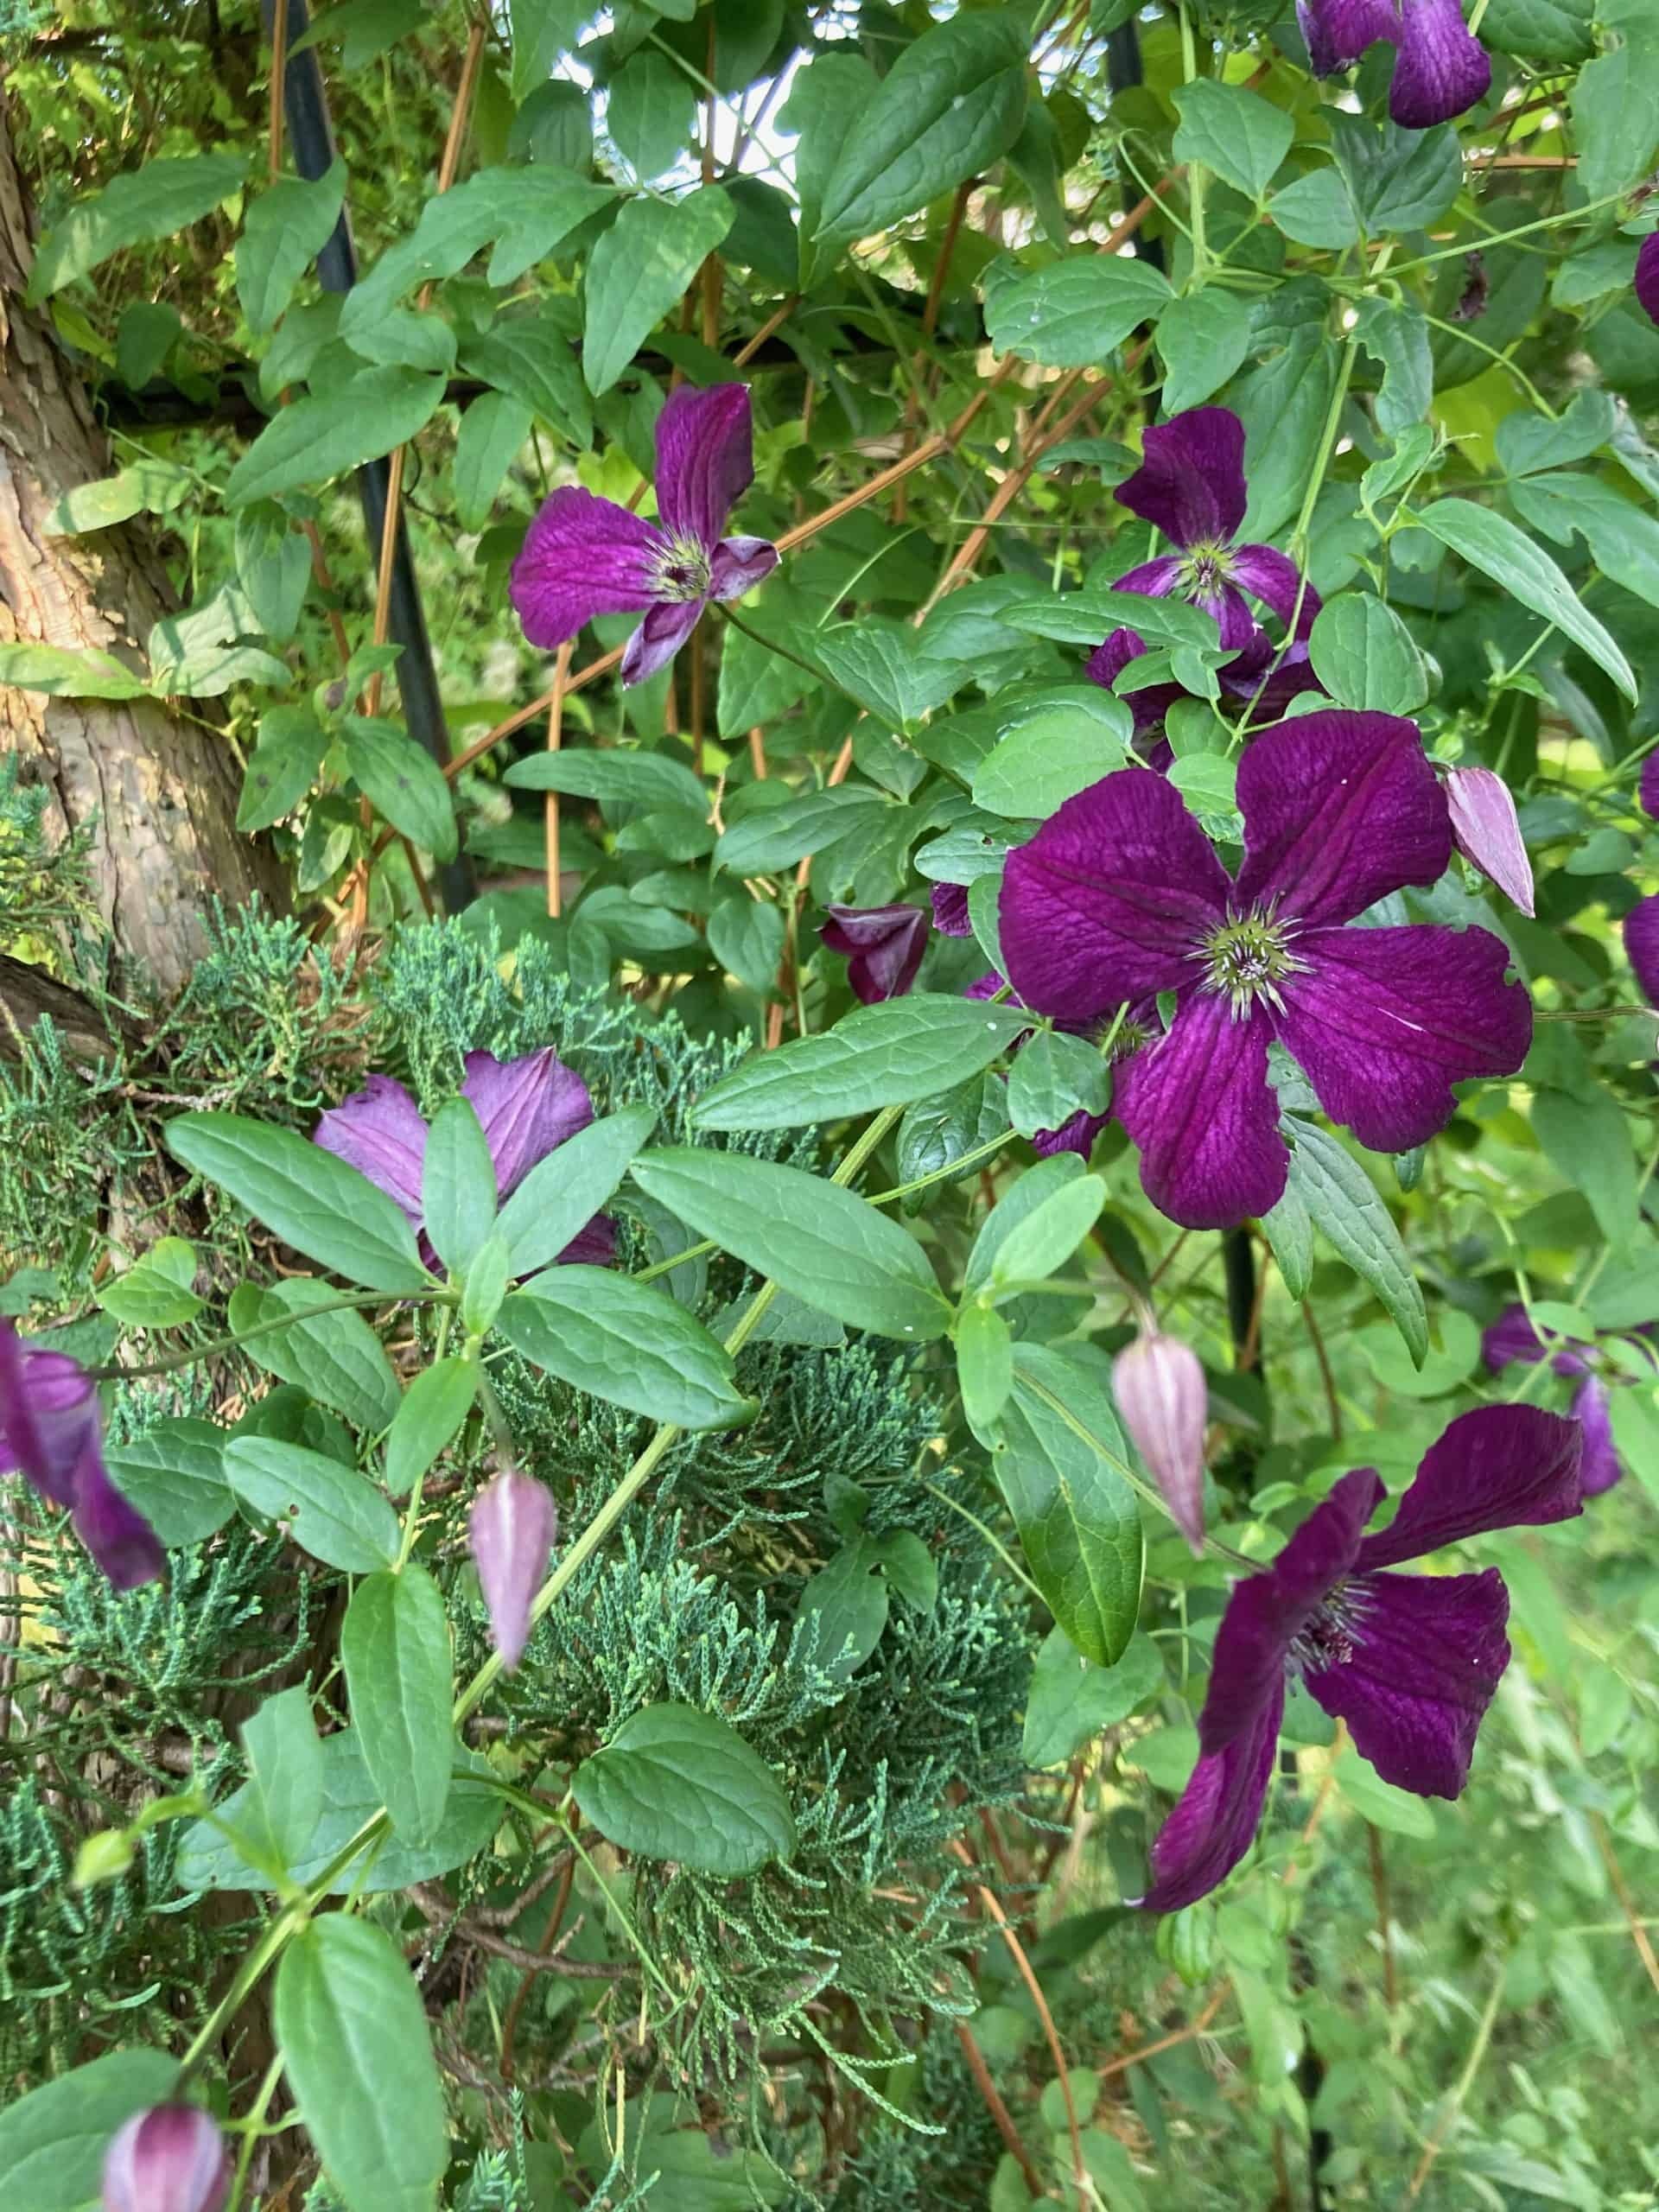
[0,100,283,995]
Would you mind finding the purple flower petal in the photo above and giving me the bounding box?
[556,1215,616,1268]
[103,2103,232,2212]
[1307,1565,1510,1796]
[1389,0,1491,129]
[1192,582,1262,655]
[931,881,974,938]
[1033,1109,1111,1159]
[1086,626,1183,734]
[1571,1375,1623,1498]
[1000,770,1229,1020]
[709,536,780,601]
[1640,747,1659,817]
[1217,636,1325,718]
[1446,766,1535,916]
[469,1468,557,1672]
[1625,892,1659,1008]
[1297,0,1401,73]
[1481,1302,1587,1378]
[1235,711,1452,926]
[1115,409,1249,550]
[461,1049,594,1200]
[315,1075,429,1224]
[1354,1403,1583,1571]
[509,487,663,651]
[1273,921,1532,1153]
[0,1322,99,1507]
[1137,1684,1284,1911]
[820,904,928,1003]
[1230,543,1318,632]
[1116,995,1288,1229]
[1111,554,1186,601]
[653,383,755,550]
[72,1443,166,1592]
[621,596,704,685]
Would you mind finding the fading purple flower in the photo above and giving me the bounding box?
[510,384,779,685]
[1445,766,1535,917]
[1627,893,1659,1010]
[315,1048,613,1268]
[819,905,928,1004]
[931,880,974,938]
[1638,236,1659,330]
[1141,1403,1582,1910]
[1484,1303,1656,1497]
[1298,0,1491,129]
[103,2105,231,2212]
[469,1467,557,1671]
[1000,712,1532,1230]
[1114,1333,1208,1554]
[0,1319,164,1591]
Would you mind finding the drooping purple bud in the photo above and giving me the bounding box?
[1113,1333,1208,1555]
[1637,234,1659,331]
[102,2104,231,2212]
[819,905,928,1004]
[1445,766,1535,918]
[0,1319,164,1589]
[469,1468,557,1671]
[930,880,973,938]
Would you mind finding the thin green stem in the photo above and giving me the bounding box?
[1178,6,1207,283]
[226,2052,286,2212]
[89,1289,448,1381]
[1384,189,1631,280]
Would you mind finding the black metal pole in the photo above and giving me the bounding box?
[259,0,474,913]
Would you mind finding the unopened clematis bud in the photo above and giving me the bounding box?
[1445,766,1535,917]
[1114,1333,1207,1555]
[469,1468,556,1671]
[103,2104,231,2212]
[818,904,928,1004]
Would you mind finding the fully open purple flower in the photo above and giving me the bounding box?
[1484,1304,1656,1497]
[1141,1404,1582,1910]
[1298,0,1491,129]
[509,383,779,685]
[1000,712,1532,1230]
[0,1319,164,1590]
[103,2104,231,2212]
[820,905,928,1004]
[315,1048,613,1267]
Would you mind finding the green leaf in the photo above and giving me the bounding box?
[384,1357,477,1501]
[510,0,587,102]
[631,1147,951,1342]
[713,789,887,876]
[423,1099,498,1276]
[1236,331,1342,540]
[1334,1759,1436,1838]
[814,14,1027,247]
[453,393,531,532]
[582,187,733,397]
[275,1916,447,2212]
[1260,1179,1313,1302]
[1479,0,1593,60]
[1268,168,1359,250]
[997,1344,1145,1668]
[896,1076,1007,1205]
[1509,469,1659,615]
[230,1279,404,1433]
[237,705,328,831]
[0,2050,183,2212]
[0,642,145,699]
[964,1154,1089,1299]
[1172,79,1293,201]
[291,0,423,71]
[1307,594,1429,714]
[956,1299,1014,1440]
[238,160,346,335]
[226,368,447,508]
[341,167,612,325]
[1496,391,1615,476]
[973,699,1129,818]
[1287,1122,1427,1365]
[572,1701,795,1876]
[985,255,1173,369]
[234,504,312,641]
[798,1538,891,1680]
[1005,1031,1112,1143]
[1332,116,1462,232]
[496,1266,754,1430]
[98,1236,202,1328]
[463,1243,507,1350]
[708,894,786,994]
[222,1436,401,1572]
[47,459,191,536]
[495,1103,656,1276]
[29,153,245,302]
[988,1173,1105,1294]
[1414,497,1637,702]
[166,1112,429,1292]
[460,315,593,448]
[505,745,708,812]
[105,1418,234,1547]
[338,715,457,861]
[1532,1086,1639,1250]
[779,50,874,284]
[695,995,1027,1132]
[1023,1625,1162,1768]
[1351,296,1432,439]
[342,1567,454,1847]
[811,619,965,728]
[1155,287,1257,416]
[608,49,696,179]
[237,1685,325,1876]
[1573,42,1659,203]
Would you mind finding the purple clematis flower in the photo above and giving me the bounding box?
[1298,0,1491,130]
[931,880,974,938]
[509,383,779,686]
[999,711,1533,1230]
[1639,237,1659,330]
[103,2104,231,2212]
[1141,1403,1583,1910]
[1628,895,1659,1010]
[1484,1304,1656,1497]
[0,1319,164,1590]
[315,1048,614,1268]
[819,904,929,1004]
[1641,750,1659,821]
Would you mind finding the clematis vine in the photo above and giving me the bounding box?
[509,383,779,685]
[819,904,929,1004]
[1141,1404,1583,1910]
[1086,410,1322,735]
[1298,0,1491,130]
[315,1048,613,1266]
[1484,1305,1657,1497]
[1000,711,1532,1230]
[0,1319,164,1591]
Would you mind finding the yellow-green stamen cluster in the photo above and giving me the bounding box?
[1199,907,1303,1018]
[652,534,712,601]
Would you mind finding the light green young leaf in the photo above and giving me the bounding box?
[1172,79,1294,201]
[582,187,733,397]
[29,153,245,302]
[226,368,447,507]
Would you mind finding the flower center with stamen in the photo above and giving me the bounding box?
[652,534,712,602]
[1200,908,1302,1018]
[1288,1585,1364,1680]
[1182,540,1233,595]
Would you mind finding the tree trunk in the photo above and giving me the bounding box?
[0,102,283,995]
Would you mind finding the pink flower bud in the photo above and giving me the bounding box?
[1445,767,1534,918]
[1114,1334,1207,1555]
[469,1469,556,1671]
[103,2105,231,2212]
